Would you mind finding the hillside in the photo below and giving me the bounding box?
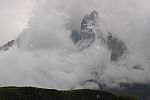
[0,87,136,100]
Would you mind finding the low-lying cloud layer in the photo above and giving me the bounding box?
[0,0,150,89]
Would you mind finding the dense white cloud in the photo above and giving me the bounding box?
[0,0,150,89]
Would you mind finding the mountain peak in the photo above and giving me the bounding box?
[71,10,99,49]
[81,10,99,31]
[90,10,99,19]
[71,10,128,61]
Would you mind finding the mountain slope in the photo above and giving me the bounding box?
[0,40,15,51]
[0,10,128,62]
[71,10,128,61]
[0,87,136,100]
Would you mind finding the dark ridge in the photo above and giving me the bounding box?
[0,40,15,51]
[0,87,136,100]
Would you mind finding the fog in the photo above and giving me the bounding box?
[0,0,150,89]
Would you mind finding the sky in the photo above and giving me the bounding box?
[0,0,150,89]
[0,0,34,45]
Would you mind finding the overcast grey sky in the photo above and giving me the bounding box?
[0,0,34,45]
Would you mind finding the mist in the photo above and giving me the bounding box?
[0,0,34,45]
[0,0,150,89]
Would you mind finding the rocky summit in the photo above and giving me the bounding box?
[71,10,98,49]
[71,10,128,61]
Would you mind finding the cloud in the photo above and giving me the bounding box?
[0,0,150,89]
[0,0,34,45]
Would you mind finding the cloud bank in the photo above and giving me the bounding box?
[0,0,150,89]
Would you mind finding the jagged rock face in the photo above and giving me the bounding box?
[0,40,15,51]
[81,10,98,32]
[71,10,99,49]
[71,10,128,61]
[106,33,127,61]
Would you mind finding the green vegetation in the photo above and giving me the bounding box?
[0,87,136,100]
